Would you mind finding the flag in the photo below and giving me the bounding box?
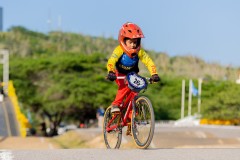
[191,81,198,96]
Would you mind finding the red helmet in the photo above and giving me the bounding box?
[118,22,144,58]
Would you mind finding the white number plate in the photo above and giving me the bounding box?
[128,74,146,89]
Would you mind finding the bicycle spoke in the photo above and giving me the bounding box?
[134,104,151,141]
[103,107,122,149]
[132,96,155,149]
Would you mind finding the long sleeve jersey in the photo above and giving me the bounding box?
[107,45,158,76]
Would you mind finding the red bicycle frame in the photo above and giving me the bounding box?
[106,87,138,132]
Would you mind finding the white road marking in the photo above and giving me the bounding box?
[150,141,156,148]
[40,137,45,143]
[122,135,128,143]
[0,150,13,160]
[49,143,54,149]
[40,137,54,149]
[185,131,191,135]
[200,125,240,130]
[218,139,224,144]
[195,131,207,138]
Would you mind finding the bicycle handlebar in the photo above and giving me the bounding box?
[117,76,154,84]
[106,74,156,84]
[116,76,125,79]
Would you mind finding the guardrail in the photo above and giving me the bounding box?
[8,80,30,137]
[200,119,240,125]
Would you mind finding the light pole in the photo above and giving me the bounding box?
[0,49,9,95]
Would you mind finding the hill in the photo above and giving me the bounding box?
[0,26,238,81]
[1,26,240,136]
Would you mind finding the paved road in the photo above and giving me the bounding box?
[0,97,19,136]
[152,124,240,148]
[0,100,9,136]
[74,124,240,148]
[1,148,240,160]
[1,125,240,160]
[2,123,240,160]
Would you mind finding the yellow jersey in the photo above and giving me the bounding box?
[107,45,158,75]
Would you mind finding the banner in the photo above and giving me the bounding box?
[191,81,198,96]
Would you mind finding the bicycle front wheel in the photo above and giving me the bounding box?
[131,96,155,149]
[103,106,122,149]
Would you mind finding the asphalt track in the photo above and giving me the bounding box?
[2,125,240,160]
[1,148,240,160]
[1,95,240,160]
[0,97,19,137]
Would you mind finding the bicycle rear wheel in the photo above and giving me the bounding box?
[103,106,122,149]
[131,96,155,149]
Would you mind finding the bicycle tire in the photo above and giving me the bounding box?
[131,96,155,149]
[103,106,122,149]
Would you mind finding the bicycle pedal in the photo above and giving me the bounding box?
[126,130,132,136]
[126,123,132,136]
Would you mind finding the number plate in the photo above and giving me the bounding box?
[127,72,147,92]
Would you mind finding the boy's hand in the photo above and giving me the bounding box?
[151,74,160,82]
[107,71,116,81]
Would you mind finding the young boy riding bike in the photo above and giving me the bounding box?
[106,22,160,113]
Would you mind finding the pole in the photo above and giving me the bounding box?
[188,79,192,116]
[0,50,9,95]
[181,79,185,119]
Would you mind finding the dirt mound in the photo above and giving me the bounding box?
[0,129,137,149]
[0,136,60,149]
[53,129,136,149]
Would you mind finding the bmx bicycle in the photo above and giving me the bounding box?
[103,72,155,149]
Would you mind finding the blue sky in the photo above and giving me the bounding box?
[1,0,240,67]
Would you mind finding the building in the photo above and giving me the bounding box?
[0,7,2,31]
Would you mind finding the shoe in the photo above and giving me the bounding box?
[111,105,120,113]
